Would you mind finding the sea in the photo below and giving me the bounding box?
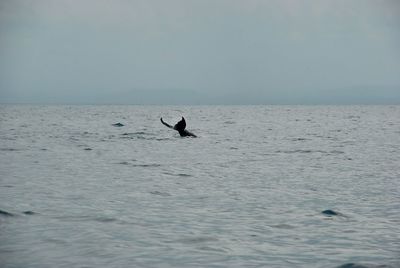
[0,105,399,268]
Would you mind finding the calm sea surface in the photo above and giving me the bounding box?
[0,105,399,268]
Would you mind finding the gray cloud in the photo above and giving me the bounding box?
[1,0,399,104]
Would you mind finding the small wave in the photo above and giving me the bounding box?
[0,136,17,141]
[150,191,171,197]
[69,137,80,142]
[94,217,117,223]
[329,150,345,154]
[324,136,338,140]
[132,163,161,168]
[23,211,36,215]
[162,172,191,177]
[177,173,192,177]
[346,115,361,119]
[77,131,100,137]
[197,246,228,253]
[275,149,322,154]
[291,138,308,141]
[269,224,296,229]
[121,132,147,136]
[54,214,118,223]
[77,144,88,147]
[120,132,156,140]
[115,159,137,165]
[0,148,21,152]
[336,263,393,268]
[155,138,172,141]
[175,236,219,244]
[275,149,344,155]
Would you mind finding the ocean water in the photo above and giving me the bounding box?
[0,105,399,268]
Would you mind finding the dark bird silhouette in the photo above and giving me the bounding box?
[160,117,197,137]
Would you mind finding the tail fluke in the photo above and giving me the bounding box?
[173,117,186,131]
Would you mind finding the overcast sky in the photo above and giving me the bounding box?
[0,0,399,104]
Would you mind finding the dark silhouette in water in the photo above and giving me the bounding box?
[321,209,339,216]
[0,209,14,217]
[160,117,197,137]
[321,209,348,218]
[23,211,36,215]
[335,263,391,268]
[0,209,36,217]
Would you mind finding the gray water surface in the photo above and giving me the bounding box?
[0,105,399,268]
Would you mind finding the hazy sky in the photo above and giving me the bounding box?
[1,0,399,104]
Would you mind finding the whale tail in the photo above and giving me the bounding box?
[173,117,186,132]
[161,116,196,137]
